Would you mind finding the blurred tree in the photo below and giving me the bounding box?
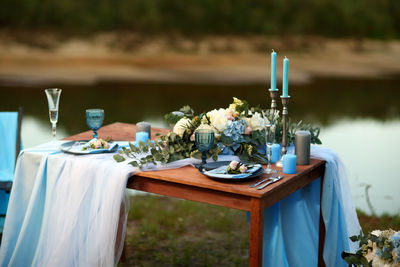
[0,0,399,38]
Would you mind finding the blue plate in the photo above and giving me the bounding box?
[60,140,119,155]
[199,161,263,181]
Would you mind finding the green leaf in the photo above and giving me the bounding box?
[129,142,136,151]
[139,141,146,150]
[212,154,218,161]
[129,161,139,167]
[190,150,202,159]
[220,133,233,145]
[169,133,177,143]
[113,154,126,162]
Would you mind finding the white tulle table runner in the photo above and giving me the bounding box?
[0,141,360,267]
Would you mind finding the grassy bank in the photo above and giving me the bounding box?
[1,0,399,39]
[122,195,400,266]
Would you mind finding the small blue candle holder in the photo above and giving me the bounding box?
[136,131,149,144]
[283,154,297,174]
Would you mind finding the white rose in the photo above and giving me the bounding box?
[246,112,265,131]
[371,230,382,237]
[207,108,229,132]
[173,117,192,137]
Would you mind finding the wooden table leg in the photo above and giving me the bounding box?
[249,198,264,267]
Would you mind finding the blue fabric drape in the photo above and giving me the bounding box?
[249,146,361,267]
[0,112,19,233]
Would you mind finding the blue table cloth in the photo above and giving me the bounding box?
[258,146,361,266]
[0,142,360,267]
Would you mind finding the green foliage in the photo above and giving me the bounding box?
[342,230,400,266]
[164,105,195,125]
[113,130,220,168]
[275,118,322,145]
[1,0,399,39]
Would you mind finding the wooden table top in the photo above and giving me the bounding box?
[65,122,169,141]
[65,122,325,199]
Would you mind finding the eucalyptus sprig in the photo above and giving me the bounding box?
[274,118,322,145]
[113,130,221,168]
[164,105,195,125]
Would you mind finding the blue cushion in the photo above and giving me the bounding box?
[0,112,20,233]
[0,112,18,183]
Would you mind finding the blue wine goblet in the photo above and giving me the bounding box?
[195,129,215,165]
[86,109,104,139]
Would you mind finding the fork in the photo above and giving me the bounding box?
[249,170,279,188]
[256,175,283,190]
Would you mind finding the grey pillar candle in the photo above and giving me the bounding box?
[136,121,151,139]
[295,131,311,165]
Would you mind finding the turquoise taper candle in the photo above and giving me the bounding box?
[270,49,277,90]
[282,57,289,97]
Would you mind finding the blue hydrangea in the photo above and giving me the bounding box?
[389,232,400,247]
[223,120,245,144]
[395,246,400,263]
[390,232,400,263]
[375,248,383,257]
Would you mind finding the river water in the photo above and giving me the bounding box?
[1,76,399,215]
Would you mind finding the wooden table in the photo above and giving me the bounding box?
[67,122,326,267]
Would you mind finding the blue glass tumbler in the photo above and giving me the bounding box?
[195,129,215,165]
[86,109,104,139]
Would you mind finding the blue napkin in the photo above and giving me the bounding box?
[204,164,262,179]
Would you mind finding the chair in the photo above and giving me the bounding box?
[0,107,23,234]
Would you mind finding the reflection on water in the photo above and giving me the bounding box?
[21,116,68,148]
[2,76,400,215]
[320,118,400,215]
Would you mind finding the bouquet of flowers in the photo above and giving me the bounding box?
[114,97,321,167]
[342,230,400,266]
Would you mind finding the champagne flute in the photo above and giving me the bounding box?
[263,109,279,174]
[86,109,104,139]
[195,129,215,165]
[264,123,276,174]
[45,88,62,140]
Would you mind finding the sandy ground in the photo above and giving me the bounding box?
[0,32,399,86]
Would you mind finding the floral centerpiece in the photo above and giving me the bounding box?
[114,97,321,167]
[342,230,400,266]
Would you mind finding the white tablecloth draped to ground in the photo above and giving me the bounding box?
[0,141,360,267]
